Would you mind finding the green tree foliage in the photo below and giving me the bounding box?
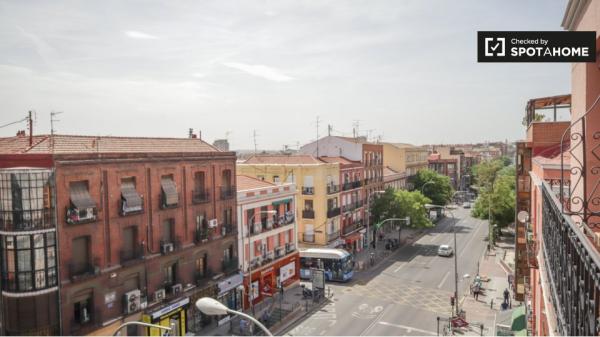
[471,164,516,227]
[409,169,454,206]
[370,188,433,228]
[522,112,545,126]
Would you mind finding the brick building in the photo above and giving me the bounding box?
[427,153,459,188]
[0,134,239,336]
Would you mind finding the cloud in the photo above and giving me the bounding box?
[222,62,294,82]
[124,30,159,40]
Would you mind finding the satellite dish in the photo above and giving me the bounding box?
[517,211,529,223]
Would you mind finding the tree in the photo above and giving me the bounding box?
[409,169,454,206]
[522,112,545,126]
[471,165,515,228]
[471,158,505,189]
[370,188,433,228]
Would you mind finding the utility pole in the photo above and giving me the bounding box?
[27,110,33,146]
[253,130,258,155]
[315,116,320,157]
[327,124,332,136]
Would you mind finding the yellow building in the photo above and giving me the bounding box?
[237,155,343,248]
[382,143,429,179]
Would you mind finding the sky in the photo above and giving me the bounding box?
[0,1,571,150]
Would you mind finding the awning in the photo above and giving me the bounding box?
[121,181,143,208]
[70,182,96,209]
[272,198,292,207]
[511,305,527,335]
[161,177,178,205]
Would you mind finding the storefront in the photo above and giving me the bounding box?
[343,232,363,253]
[187,283,218,334]
[142,297,189,336]
[217,273,244,313]
[243,253,299,309]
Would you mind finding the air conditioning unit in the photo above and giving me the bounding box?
[161,242,174,254]
[124,289,141,314]
[208,219,219,228]
[171,283,183,295]
[154,288,166,302]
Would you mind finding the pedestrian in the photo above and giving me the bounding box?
[503,288,510,304]
[474,285,480,301]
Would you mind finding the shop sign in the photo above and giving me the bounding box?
[261,267,274,276]
[280,262,295,283]
[150,297,190,320]
[218,273,243,296]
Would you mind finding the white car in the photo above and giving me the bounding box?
[438,244,454,257]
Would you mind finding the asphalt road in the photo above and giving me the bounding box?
[285,207,489,336]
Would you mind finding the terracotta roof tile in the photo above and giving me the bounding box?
[236,175,275,191]
[318,156,359,165]
[0,134,219,154]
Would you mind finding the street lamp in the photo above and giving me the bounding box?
[245,210,277,315]
[426,203,460,317]
[195,297,273,336]
[375,217,410,244]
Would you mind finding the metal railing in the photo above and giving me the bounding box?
[222,257,239,274]
[66,206,97,225]
[342,220,364,235]
[302,209,315,219]
[327,184,340,194]
[302,186,314,195]
[69,261,100,282]
[192,188,210,204]
[220,185,236,200]
[326,207,340,218]
[0,208,55,231]
[194,229,210,243]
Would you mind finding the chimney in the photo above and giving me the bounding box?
[188,128,194,138]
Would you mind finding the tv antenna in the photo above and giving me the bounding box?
[50,111,63,152]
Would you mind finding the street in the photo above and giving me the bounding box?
[285,208,490,336]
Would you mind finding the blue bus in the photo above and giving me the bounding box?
[299,248,354,282]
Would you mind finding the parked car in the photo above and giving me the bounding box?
[462,202,471,208]
[438,244,454,257]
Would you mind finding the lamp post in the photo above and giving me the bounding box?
[112,321,172,336]
[375,217,410,244]
[421,180,435,195]
[245,210,277,315]
[196,297,273,336]
[426,203,459,316]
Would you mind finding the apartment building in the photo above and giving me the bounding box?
[382,143,429,181]
[319,157,365,252]
[0,134,239,336]
[383,167,406,191]
[236,175,299,310]
[237,155,344,248]
[427,153,459,189]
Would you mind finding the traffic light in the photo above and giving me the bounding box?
[450,296,455,307]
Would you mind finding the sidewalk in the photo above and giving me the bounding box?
[353,226,424,272]
[457,232,522,336]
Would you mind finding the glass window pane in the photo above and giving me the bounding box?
[47,247,56,268]
[34,234,44,248]
[17,250,31,271]
[6,236,14,249]
[35,248,45,270]
[6,249,15,272]
[35,270,46,289]
[46,232,55,246]
[47,268,57,286]
[16,236,30,249]
[18,272,32,291]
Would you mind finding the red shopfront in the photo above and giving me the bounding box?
[243,253,300,309]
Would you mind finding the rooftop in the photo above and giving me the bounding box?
[236,175,276,191]
[0,134,219,154]
[319,156,360,165]
[243,154,326,165]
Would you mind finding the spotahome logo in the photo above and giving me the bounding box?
[478,31,596,62]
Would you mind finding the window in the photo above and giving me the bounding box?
[164,263,177,287]
[71,236,91,275]
[121,226,137,261]
[121,177,142,215]
[67,181,96,224]
[194,171,206,191]
[304,200,313,211]
[222,169,232,187]
[162,218,174,243]
[273,175,280,183]
[74,297,92,325]
[160,175,178,208]
[196,254,207,275]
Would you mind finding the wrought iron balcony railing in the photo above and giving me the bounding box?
[220,185,235,200]
[222,257,239,274]
[327,184,340,194]
[192,188,210,204]
[0,208,55,231]
[342,220,364,235]
[302,186,314,195]
[194,229,210,244]
[69,261,101,282]
[66,206,97,225]
[195,268,213,285]
[302,209,315,219]
[327,207,340,218]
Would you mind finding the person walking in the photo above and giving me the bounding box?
[474,284,480,301]
[503,288,510,304]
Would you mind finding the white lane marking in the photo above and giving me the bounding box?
[459,217,486,257]
[359,305,392,336]
[378,321,437,335]
[438,270,450,289]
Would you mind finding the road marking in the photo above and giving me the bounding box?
[378,321,437,335]
[459,217,485,258]
[359,305,392,336]
[438,271,450,289]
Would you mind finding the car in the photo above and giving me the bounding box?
[438,244,454,257]
[462,202,471,208]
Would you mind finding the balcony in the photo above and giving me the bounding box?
[194,229,210,244]
[274,246,285,258]
[526,238,538,269]
[221,223,236,236]
[302,209,315,219]
[0,208,55,231]
[160,237,182,254]
[303,233,315,243]
[66,206,97,225]
[327,207,340,218]
[262,252,275,265]
[120,198,144,216]
[69,260,100,282]
[119,244,144,265]
[342,220,364,235]
[327,184,340,194]
[220,186,235,200]
[327,230,340,242]
[192,188,210,204]
[342,181,362,191]
[222,257,238,274]
[195,268,214,285]
[302,186,314,195]
[275,211,295,227]
[285,242,296,253]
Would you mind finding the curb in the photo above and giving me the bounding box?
[272,298,332,335]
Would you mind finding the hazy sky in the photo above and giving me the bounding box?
[0,1,571,150]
